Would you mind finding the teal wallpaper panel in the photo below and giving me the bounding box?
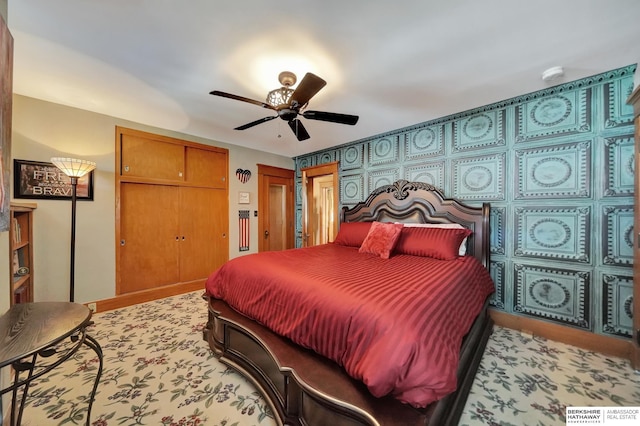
[293,64,636,340]
[405,125,445,159]
[602,273,633,337]
[514,206,590,263]
[452,152,505,200]
[515,90,592,142]
[513,263,590,329]
[604,135,634,196]
[341,145,364,170]
[453,110,506,152]
[604,78,636,128]
[404,161,445,188]
[514,141,591,199]
[602,205,633,266]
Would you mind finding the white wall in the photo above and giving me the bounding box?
[11,94,293,304]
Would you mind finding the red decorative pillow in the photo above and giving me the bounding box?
[400,223,469,255]
[358,222,404,259]
[394,226,472,260]
[333,222,373,247]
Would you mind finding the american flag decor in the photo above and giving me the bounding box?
[239,210,250,251]
[236,168,251,183]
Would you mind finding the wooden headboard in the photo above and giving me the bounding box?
[341,180,490,268]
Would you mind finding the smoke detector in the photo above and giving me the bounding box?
[541,66,564,82]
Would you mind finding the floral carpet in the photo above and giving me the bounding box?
[16,291,640,425]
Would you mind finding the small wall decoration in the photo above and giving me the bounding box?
[236,168,252,183]
[239,210,250,251]
[14,159,94,200]
[238,191,250,204]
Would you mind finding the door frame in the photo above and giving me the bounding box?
[257,164,295,252]
[301,162,339,247]
[630,86,640,369]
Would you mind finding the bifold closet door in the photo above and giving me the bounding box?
[119,183,180,293]
[178,187,228,282]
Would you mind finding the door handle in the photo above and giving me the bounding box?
[264,230,269,238]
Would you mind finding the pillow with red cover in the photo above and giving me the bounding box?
[394,226,472,260]
[333,222,373,247]
[400,223,469,255]
[358,222,404,259]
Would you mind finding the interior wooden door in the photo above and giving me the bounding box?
[258,165,294,252]
[179,187,228,282]
[119,183,180,293]
[268,178,287,251]
[305,174,336,246]
[301,162,339,247]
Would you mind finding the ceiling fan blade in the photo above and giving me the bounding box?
[210,90,276,110]
[302,110,359,125]
[289,73,326,107]
[234,115,277,130]
[288,119,310,141]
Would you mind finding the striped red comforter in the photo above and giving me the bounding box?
[205,244,494,408]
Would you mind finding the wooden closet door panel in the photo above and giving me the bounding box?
[121,133,184,180]
[185,147,228,188]
[208,189,229,270]
[120,184,180,293]
[179,187,228,282]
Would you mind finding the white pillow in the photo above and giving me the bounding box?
[398,223,469,256]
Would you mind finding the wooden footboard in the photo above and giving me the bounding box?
[203,295,494,426]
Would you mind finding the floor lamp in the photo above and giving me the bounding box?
[51,157,97,303]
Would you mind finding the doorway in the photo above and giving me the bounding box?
[257,164,295,252]
[301,162,339,247]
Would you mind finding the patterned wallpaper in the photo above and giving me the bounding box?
[293,64,636,340]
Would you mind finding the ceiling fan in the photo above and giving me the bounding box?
[210,71,359,141]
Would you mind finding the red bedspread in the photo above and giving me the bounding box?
[205,244,494,408]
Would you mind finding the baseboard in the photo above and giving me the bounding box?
[489,309,633,361]
[86,281,205,313]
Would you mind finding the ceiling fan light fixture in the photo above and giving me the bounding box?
[266,71,297,107]
[266,86,295,107]
[210,71,357,142]
[278,71,296,87]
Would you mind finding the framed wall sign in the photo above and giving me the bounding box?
[14,159,94,200]
[238,191,250,204]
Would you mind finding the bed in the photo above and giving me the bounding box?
[203,179,494,425]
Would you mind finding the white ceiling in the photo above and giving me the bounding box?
[8,0,640,158]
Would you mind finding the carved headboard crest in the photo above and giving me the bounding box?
[367,179,440,202]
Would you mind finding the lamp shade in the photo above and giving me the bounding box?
[51,157,97,178]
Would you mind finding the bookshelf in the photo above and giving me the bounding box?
[9,202,36,305]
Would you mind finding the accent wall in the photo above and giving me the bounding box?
[294,64,636,341]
